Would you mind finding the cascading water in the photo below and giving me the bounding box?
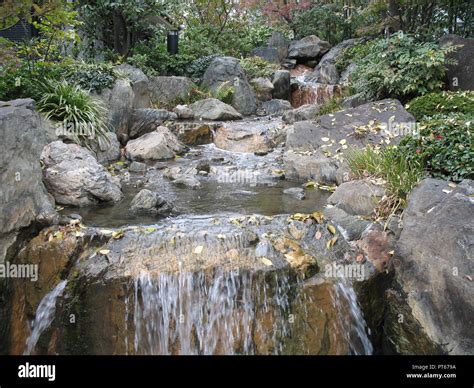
[333,281,374,355]
[130,270,293,355]
[23,280,67,355]
[127,269,373,355]
[290,66,342,108]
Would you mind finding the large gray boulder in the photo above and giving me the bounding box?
[288,35,331,61]
[390,178,474,354]
[96,78,134,140]
[125,126,185,161]
[116,64,151,108]
[327,180,385,217]
[149,76,195,107]
[307,38,364,84]
[272,70,291,101]
[439,34,474,91]
[41,141,123,207]
[286,99,415,151]
[201,57,257,115]
[189,98,242,121]
[0,99,57,262]
[129,108,177,139]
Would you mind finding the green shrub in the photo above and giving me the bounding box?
[406,91,474,120]
[240,56,279,79]
[346,145,425,214]
[215,81,235,105]
[34,79,110,149]
[398,114,473,181]
[348,32,459,101]
[186,55,218,82]
[62,61,118,93]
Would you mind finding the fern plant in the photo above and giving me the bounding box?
[215,81,235,105]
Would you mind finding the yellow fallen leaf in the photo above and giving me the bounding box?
[327,225,336,235]
[112,230,124,239]
[448,182,457,188]
[339,139,347,145]
[217,234,226,239]
[321,137,330,142]
[194,245,204,254]
[99,249,110,255]
[260,257,273,266]
[305,181,317,188]
[311,211,324,224]
[145,227,157,233]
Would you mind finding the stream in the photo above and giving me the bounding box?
[11,115,374,355]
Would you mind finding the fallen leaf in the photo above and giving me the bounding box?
[321,137,330,142]
[339,139,347,145]
[194,245,204,254]
[311,211,324,224]
[145,227,157,233]
[112,230,124,239]
[217,234,226,240]
[356,253,365,263]
[327,225,336,235]
[315,231,322,240]
[260,257,273,266]
[448,182,457,188]
[99,249,110,255]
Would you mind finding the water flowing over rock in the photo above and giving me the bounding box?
[6,214,373,355]
[389,178,474,354]
[41,141,123,207]
[201,57,257,115]
[189,98,242,121]
[125,127,185,161]
[0,99,57,263]
[24,280,67,355]
[291,80,342,108]
[148,76,195,107]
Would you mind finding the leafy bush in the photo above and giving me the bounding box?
[348,32,459,102]
[346,145,425,214]
[406,91,474,121]
[215,81,235,105]
[33,79,110,149]
[240,56,279,79]
[62,61,118,93]
[398,114,473,181]
[186,55,218,82]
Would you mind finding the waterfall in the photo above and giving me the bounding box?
[24,280,67,355]
[130,270,293,355]
[333,281,373,355]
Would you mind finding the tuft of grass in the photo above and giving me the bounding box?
[33,79,110,149]
[215,81,235,105]
[318,96,343,116]
[346,145,425,216]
